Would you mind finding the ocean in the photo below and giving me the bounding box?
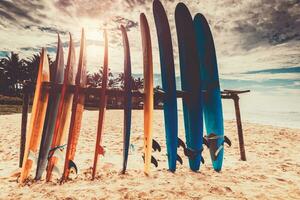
[134,66,300,129]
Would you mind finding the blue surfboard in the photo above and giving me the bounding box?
[194,13,225,171]
[153,0,179,172]
[121,25,132,174]
[175,3,204,171]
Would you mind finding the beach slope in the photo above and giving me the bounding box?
[0,110,299,199]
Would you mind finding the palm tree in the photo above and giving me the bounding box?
[87,71,102,88]
[87,67,115,88]
[132,77,143,90]
[0,58,9,94]
[0,51,54,96]
[115,73,124,89]
[0,52,24,95]
[23,53,40,84]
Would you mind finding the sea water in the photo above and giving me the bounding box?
[147,67,300,129]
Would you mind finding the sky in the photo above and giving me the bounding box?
[0,0,299,75]
[0,0,300,127]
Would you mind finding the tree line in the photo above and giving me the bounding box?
[0,52,162,108]
[0,52,146,95]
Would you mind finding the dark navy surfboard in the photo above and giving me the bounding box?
[121,25,132,174]
[153,0,178,172]
[175,3,204,171]
[194,13,224,171]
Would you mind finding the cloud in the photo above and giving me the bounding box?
[113,16,139,30]
[24,25,68,35]
[0,0,42,24]
[0,0,299,75]
[230,0,300,46]
[0,9,16,22]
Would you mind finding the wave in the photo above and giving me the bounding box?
[244,66,300,74]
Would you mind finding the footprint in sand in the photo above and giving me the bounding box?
[208,186,227,195]
[137,191,149,199]
[288,189,300,199]
[187,191,202,199]
[152,191,168,199]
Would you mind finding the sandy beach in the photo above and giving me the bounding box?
[0,110,300,200]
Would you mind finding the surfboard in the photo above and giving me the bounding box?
[120,26,132,174]
[19,48,50,183]
[175,3,204,171]
[61,29,87,182]
[153,0,179,172]
[35,35,65,180]
[92,30,108,179]
[194,14,226,172]
[46,33,76,181]
[140,13,154,175]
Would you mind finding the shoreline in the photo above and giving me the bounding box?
[0,110,300,199]
[1,108,299,130]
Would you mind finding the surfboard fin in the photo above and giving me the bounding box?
[184,148,203,160]
[177,154,183,165]
[213,136,231,160]
[206,133,219,160]
[203,137,209,148]
[52,148,65,160]
[213,145,223,161]
[206,134,231,160]
[68,160,78,174]
[142,154,158,167]
[224,136,232,147]
[151,156,158,167]
[152,139,161,152]
[177,138,186,149]
[48,144,67,159]
[97,145,105,155]
[201,156,205,164]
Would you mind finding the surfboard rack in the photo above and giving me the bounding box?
[221,90,250,161]
[19,83,249,167]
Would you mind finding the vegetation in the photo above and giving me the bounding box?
[0,52,162,113]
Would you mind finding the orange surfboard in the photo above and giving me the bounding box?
[92,30,108,179]
[140,13,154,175]
[19,48,50,183]
[61,29,87,182]
[46,34,76,181]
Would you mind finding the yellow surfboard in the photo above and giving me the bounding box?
[61,29,87,182]
[19,48,50,183]
[140,13,154,175]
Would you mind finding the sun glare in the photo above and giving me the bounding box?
[86,29,103,42]
[78,18,104,42]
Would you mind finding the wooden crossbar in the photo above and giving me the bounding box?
[19,82,250,167]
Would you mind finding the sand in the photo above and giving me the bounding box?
[0,110,300,200]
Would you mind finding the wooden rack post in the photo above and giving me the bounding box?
[233,95,246,161]
[19,82,250,167]
[222,90,250,161]
[20,84,29,167]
